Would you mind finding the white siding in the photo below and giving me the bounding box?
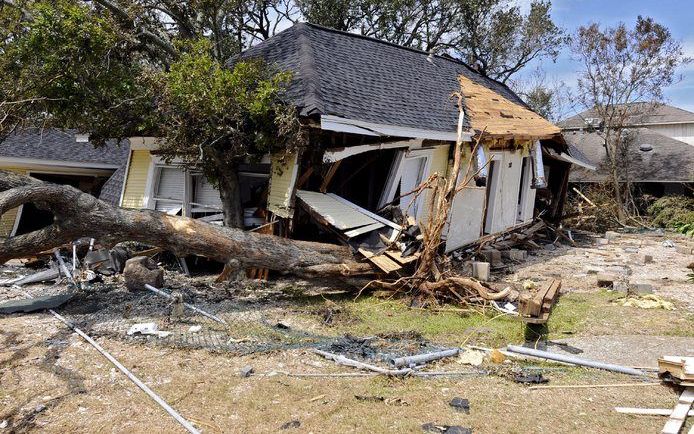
[648,123,694,146]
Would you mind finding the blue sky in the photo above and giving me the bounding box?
[515,0,694,116]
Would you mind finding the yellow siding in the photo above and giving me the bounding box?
[420,145,450,223]
[121,150,151,209]
[0,167,27,237]
[267,151,298,218]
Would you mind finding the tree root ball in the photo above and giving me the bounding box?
[123,256,164,291]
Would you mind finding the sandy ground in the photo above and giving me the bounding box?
[1,230,693,433]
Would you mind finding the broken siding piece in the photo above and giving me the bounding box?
[121,150,151,208]
[267,151,299,218]
[296,191,378,230]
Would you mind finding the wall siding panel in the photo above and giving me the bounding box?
[120,150,151,209]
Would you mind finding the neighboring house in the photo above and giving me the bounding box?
[111,23,591,254]
[0,129,128,237]
[560,103,694,193]
[562,103,694,147]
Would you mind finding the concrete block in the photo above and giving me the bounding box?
[472,262,490,282]
[629,281,655,295]
[641,254,653,264]
[605,231,619,240]
[596,273,617,288]
[480,249,502,266]
[596,238,609,246]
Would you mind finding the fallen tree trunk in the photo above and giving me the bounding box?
[0,170,373,278]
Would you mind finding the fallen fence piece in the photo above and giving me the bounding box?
[0,293,74,314]
[615,407,694,416]
[313,349,412,376]
[506,345,647,376]
[529,382,661,391]
[15,290,200,434]
[662,388,694,434]
[144,284,227,325]
[389,349,459,368]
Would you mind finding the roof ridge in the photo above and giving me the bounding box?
[296,22,524,107]
[295,24,324,116]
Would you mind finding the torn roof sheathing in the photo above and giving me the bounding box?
[458,75,562,140]
[295,190,384,231]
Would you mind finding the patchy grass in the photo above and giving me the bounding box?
[293,290,694,348]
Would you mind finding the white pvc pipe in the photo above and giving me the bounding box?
[531,141,547,189]
[506,345,646,376]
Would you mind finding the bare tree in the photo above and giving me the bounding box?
[571,16,691,220]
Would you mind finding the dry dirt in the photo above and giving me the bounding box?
[1,230,693,433]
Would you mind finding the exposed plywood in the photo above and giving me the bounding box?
[121,150,151,209]
[0,167,26,237]
[458,74,561,140]
[267,151,299,218]
[358,248,402,274]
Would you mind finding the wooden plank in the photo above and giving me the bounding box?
[616,407,694,417]
[358,248,402,274]
[385,250,420,265]
[662,388,694,434]
[343,222,385,238]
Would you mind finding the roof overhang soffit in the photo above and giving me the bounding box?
[320,115,473,142]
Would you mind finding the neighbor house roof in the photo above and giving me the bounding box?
[239,22,534,138]
[560,103,694,130]
[565,128,694,183]
[0,129,128,168]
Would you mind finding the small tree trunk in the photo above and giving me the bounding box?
[218,164,243,228]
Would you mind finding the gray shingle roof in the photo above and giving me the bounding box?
[0,128,128,167]
[98,163,126,205]
[565,128,694,182]
[560,103,694,129]
[239,23,529,134]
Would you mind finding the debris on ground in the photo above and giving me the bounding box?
[239,365,254,378]
[457,349,486,366]
[448,397,470,414]
[126,322,172,338]
[616,294,675,310]
[0,293,74,314]
[279,420,301,430]
[421,422,473,434]
[513,372,549,384]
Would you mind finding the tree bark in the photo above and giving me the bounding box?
[217,163,243,228]
[0,170,373,279]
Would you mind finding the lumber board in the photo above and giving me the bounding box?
[385,250,420,265]
[662,388,694,434]
[358,248,402,274]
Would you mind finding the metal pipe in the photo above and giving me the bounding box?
[15,289,200,434]
[389,348,459,368]
[144,284,227,325]
[506,345,646,376]
[530,141,547,189]
[474,145,489,180]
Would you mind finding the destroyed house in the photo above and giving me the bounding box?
[116,23,587,258]
[0,129,128,237]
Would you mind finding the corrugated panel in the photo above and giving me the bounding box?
[296,190,379,230]
[0,167,26,237]
[419,145,450,223]
[121,150,151,208]
[267,151,298,218]
[154,167,184,213]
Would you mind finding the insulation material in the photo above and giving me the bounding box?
[267,151,299,218]
[121,150,151,208]
[458,74,561,140]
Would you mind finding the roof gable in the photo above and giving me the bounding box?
[560,103,694,129]
[240,23,531,136]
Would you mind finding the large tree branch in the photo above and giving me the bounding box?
[0,170,373,278]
